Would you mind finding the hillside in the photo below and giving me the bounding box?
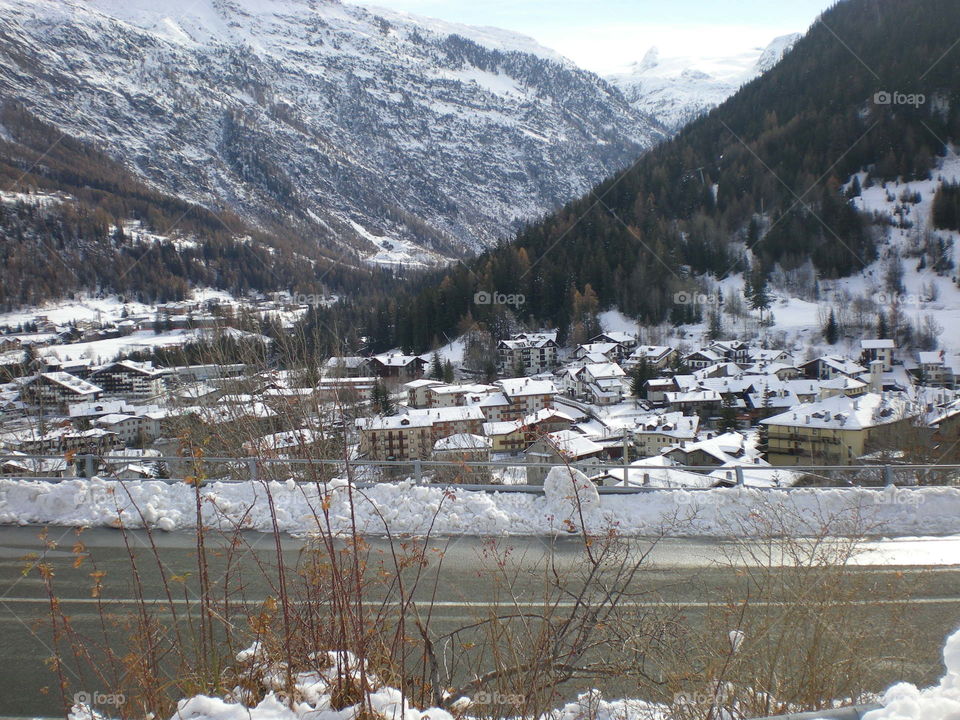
[320,0,960,354]
[0,0,664,263]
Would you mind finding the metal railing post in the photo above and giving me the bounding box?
[884,465,894,486]
[84,454,95,478]
[413,458,422,484]
[735,466,745,486]
[248,458,258,483]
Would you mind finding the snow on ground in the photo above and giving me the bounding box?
[348,220,447,268]
[860,628,960,719]
[67,630,960,720]
[5,477,960,538]
[41,329,214,363]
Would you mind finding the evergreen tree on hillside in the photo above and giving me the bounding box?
[824,308,840,344]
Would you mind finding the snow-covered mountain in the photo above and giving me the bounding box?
[607,34,801,131]
[0,0,665,263]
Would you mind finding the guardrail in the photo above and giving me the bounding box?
[749,703,882,719]
[2,453,960,493]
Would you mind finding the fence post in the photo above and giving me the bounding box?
[248,458,258,483]
[735,466,745,486]
[622,434,629,484]
[84,454,95,478]
[884,465,894,486]
[414,458,422,484]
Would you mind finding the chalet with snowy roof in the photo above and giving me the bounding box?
[663,432,748,469]
[860,339,896,372]
[684,349,723,370]
[574,342,620,363]
[800,355,867,380]
[760,392,918,466]
[368,353,428,381]
[818,376,868,400]
[481,407,575,453]
[432,433,493,464]
[624,345,676,370]
[708,340,751,364]
[664,389,723,416]
[748,348,793,364]
[628,412,700,458]
[425,383,497,408]
[589,332,638,357]
[916,351,956,388]
[525,430,605,484]
[322,356,370,378]
[21,372,102,408]
[90,360,168,397]
[92,412,161,446]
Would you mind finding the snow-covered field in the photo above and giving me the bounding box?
[4,475,960,538]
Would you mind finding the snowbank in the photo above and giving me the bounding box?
[861,629,960,719]
[4,477,960,537]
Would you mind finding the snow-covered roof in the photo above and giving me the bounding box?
[760,392,917,430]
[861,339,895,350]
[433,433,492,452]
[34,372,102,396]
[496,378,557,398]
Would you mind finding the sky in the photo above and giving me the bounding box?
[352,0,839,74]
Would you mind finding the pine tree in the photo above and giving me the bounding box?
[718,395,738,433]
[824,308,839,344]
[442,359,454,383]
[877,312,890,339]
[630,357,652,398]
[707,308,723,340]
[429,351,443,380]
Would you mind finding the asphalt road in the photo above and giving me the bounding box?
[1,527,959,717]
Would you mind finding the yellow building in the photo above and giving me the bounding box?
[760,392,917,466]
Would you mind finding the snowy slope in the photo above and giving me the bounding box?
[0,0,665,263]
[607,34,801,131]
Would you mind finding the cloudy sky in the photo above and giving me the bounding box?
[353,0,838,74]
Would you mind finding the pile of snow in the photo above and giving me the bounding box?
[861,629,960,719]
[5,477,960,538]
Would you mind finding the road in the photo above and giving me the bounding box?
[1,527,959,717]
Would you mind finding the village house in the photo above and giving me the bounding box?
[760,392,918,466]
[624,345,676,370]
[357,406,485,460]
[368,353,428,381]
[495,378,557,420]
[916,351,956,388]
[860,338,896,372]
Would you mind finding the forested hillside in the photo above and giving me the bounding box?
[0,103,399,309]
[310,0,960,354]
